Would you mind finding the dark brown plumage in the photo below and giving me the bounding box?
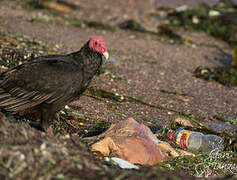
[0,37,109,131]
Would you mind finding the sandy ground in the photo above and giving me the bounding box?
[0,0,236,179]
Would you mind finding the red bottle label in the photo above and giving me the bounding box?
[175,130,192,149]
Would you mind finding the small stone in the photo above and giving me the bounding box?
[120,96,124,101]
[65,105,70,109]
[19,154,25,160]
[40,143,47,150]
[107,57,118,63]
[167,112,173,115]
[209,10,220,17]
[55,44,60,48]
[65,134,70,139]
[77,164,83,169]
[192,16,199,24]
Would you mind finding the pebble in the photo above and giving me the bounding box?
[192,16,199,24]
[65,105,70,109]
[19,154,25,160]
[209,10,220,17]
[40,143,47,150]
[107,57,118,63]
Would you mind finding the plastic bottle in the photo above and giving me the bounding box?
[168,128,224,152]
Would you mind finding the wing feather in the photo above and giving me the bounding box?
[0,55,83,113]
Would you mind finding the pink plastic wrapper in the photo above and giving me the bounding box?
[91,117,165,165]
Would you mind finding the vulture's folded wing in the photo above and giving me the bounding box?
[0,56,83,112]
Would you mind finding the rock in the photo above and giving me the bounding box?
[192,16,199,24]
[91,117,165,165]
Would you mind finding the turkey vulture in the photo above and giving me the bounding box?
[0,37,109,132]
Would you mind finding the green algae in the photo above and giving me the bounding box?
[163,1,237,45]
[23,0,46,9]
[157,24,183,44]
[194,66,237,87]
[118,19,147,32]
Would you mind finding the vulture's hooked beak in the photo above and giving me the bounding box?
[103,52,109,61]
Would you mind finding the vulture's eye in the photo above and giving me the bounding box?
[95,41,97,45]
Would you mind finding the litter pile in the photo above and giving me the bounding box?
[86,116,236,170]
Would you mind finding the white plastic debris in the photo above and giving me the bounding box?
[209,10,221,17]
[105,157,139,170]
[175,5,188,12]
[65,105,70,109]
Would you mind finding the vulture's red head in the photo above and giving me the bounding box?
[89,37,109,60]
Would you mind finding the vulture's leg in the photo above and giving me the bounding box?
[40,104,58,134]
